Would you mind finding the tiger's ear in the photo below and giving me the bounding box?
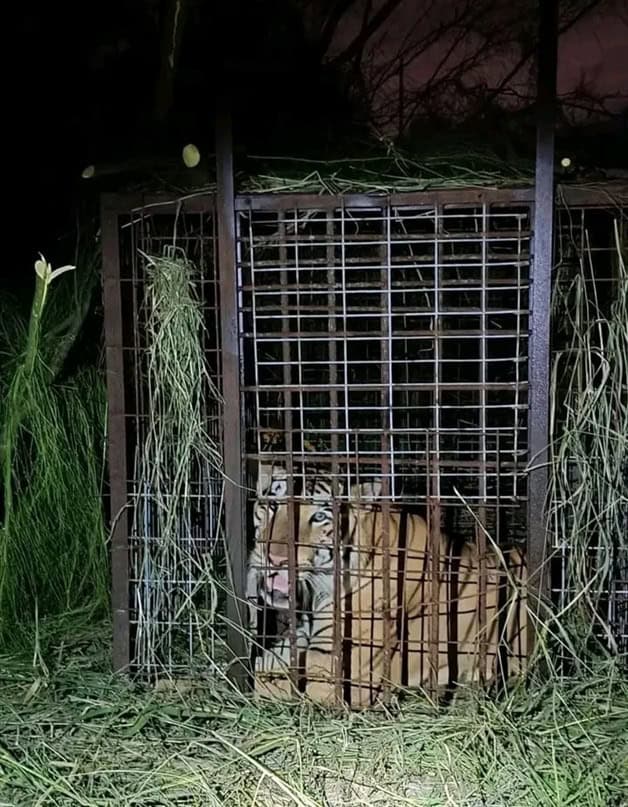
[257,464,274,496]
[336,478,345,497]
[351,479,382,502]
[257,463,289,498]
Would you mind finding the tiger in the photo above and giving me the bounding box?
[247,463,527,708]
[246,465,330,681]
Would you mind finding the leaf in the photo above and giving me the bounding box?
[22,677,43,704]
[49,265,75,283]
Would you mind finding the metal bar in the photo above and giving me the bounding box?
[477,204,489,687]
[247,211,268,678]
[102,182,628,220]
[428,206,442,698]
[428,483,441,699]
[235,188,535,212]
[554,183,628,207]
[216,98,248,688]
[278,212,299,686]
[513,214,526,502]
[495,432,510,680]
[339,201,356,699]
[380,206,392,704]
[242,381,525,393]
[476,504,487,687]
[326,211,343,705]
[101,200,130,673]
[527,0,558,652]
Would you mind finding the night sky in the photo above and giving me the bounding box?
[4,0,627,291]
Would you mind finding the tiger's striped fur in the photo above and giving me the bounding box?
[247,464,527,708]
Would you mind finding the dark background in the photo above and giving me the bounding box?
[4,0,627,294]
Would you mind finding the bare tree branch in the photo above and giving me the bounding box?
[317,0,358,58]
[290,0,620,138]
[484,0,605,104]
[329,0,405,67]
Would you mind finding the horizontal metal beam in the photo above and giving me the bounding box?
[235,187,535,212]
[99,182,628,221]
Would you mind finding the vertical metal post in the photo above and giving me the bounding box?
[476,505,487,687]
[380,208,392,704]
[428,493,441,699]
[278,213,299,686]
[327,212,343,705]
[216,95,248,688]
[101,198,130,673]
[528,0,558,651]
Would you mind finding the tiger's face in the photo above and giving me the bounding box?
[253,465,338,610]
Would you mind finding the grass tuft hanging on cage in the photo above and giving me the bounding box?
[547,219,627,665]
[133,246,225,676]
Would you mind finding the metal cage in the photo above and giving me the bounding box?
[102,184,627,701]
[238,191,531,703]
[102,196,224,676]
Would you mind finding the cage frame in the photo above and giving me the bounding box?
[101,181,628,685]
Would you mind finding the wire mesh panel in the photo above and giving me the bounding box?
[108,197,225,677]
[239,193,531,705]
[551,195,628,659]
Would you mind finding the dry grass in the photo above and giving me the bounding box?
[0,618,626,806]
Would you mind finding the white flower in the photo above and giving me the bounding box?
[34,254,75,284]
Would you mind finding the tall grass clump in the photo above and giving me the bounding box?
[132,245,225,674]
[0,249,108,648]
[548,218,627,663]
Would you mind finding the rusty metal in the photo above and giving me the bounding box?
[100,173,628,696]
[379,218,392,705]
[101,198,130,674]
[240,195,532,700]
[527,0,558,654]
[428,493,441,700]
[476,505,488,687]
[379,450,393,706]
[103,181,544,694]
[235,187,535,213]
[278,212,299,685]
[106,183,628,220]
[216,101,249,688]
[555,183,628,207]
[327,211,343,706]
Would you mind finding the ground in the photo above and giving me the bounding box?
[0,618,626,806]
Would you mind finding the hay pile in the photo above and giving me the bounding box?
[238,146,533,195]
[113,139,535,196]
[1,619,626,806]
